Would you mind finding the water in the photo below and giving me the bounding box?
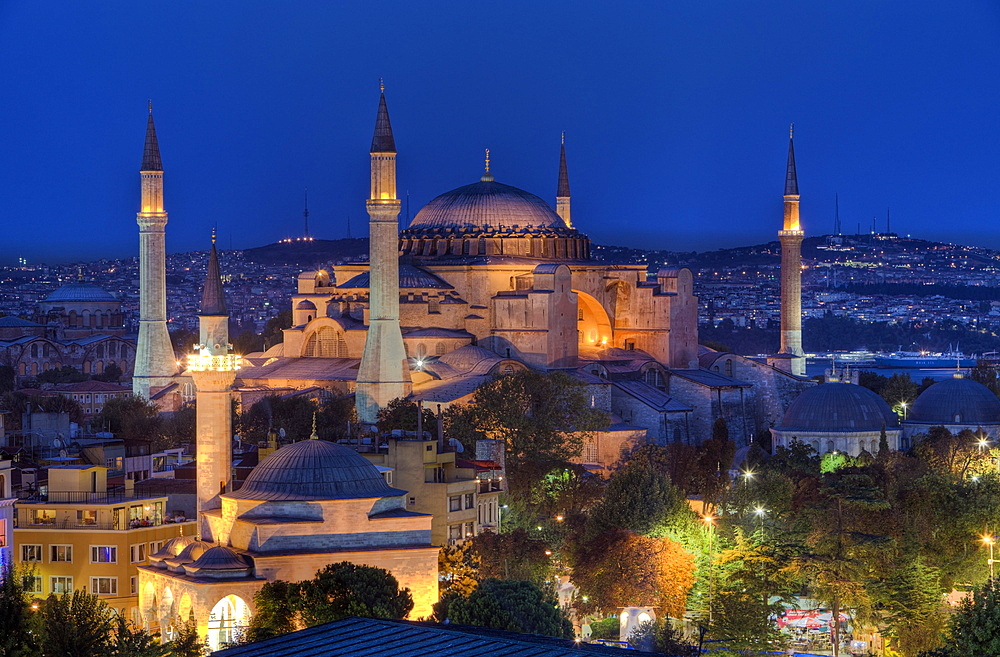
[805,359,965,382]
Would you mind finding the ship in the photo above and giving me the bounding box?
[873,351,977,368]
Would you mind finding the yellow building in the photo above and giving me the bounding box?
[14,464,195,621]
[360,436,502,546]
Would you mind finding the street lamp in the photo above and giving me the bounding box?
[983,535,998,580]
[753,506,767,538]
[703,515,716,624]
[900,401,908,420]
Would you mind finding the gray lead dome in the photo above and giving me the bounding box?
[907,377,1000,425]
[777,382,899,432]
[409,180,567,231]
[228,439,403,501]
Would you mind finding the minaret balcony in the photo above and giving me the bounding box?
[187,352,241,372]
[778,229,804,238]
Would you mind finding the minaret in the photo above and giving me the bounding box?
[555,132,571,228]
[133,103,177,399]
[356,83,411,425]
[303,188,310,239]
[189,233,239,542]
[779,125,805,376]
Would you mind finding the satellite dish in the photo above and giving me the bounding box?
[278,428,286,439]
[448,438,465,453]
[59,449,68,458]
[52,438,63,449]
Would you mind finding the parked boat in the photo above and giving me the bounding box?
[873,351,976,368]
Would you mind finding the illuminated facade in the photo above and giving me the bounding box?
[133,105,178,399]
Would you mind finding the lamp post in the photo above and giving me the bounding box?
[703,515,716,624]
[753,506,767,539]
[983,535,998,580]
[899,401,908,420]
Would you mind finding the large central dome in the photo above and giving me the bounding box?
[409,180,567,231]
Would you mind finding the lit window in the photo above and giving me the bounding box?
[27,576,42,595]
[51,545,73,562]
[21,544,42,562]
[130,576,137,595]
[32,509,56,525]
[77,509,97,526]
[91,546,117,564]
[51,576,73,595]
[130,543,146,563]
[465,521,475,537]
[90,577,117,596]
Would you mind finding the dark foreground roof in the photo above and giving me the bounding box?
[214,616,630,657]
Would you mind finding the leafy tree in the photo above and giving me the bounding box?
[36,365,89,384]
[248,564,412,639]
[246,580,298,642]
[470,529,555,587]
[872,555,946,657]
[168,328,196,357]
[262,310,292,349]
[465,370,609,492]
[927,578,1000,656]
[107,614,168,657]
[627,619,697,655]
[592,462,687,536]
[39,590,113,657]
[231,330,264,356]
[695,418,736,510]
[167,620,206,657]
[446,579,572,638]
[375,398,438,436]
[438,540,480,598]
[161,404,196,447]
[92,363,123,383]
[882,373,919,408]
[237,394,353,444]
[93,395,162,445]
[569,528,695,616]
[913,427,991,479]
[0,563,41,657]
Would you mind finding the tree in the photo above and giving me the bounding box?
[39,590,113,657]
[872,555,946,657]
[695,418,736,510]
[107,614,168,657]
[375,398,438,436]
[470,529,555,587]
[465,370,608,492]
[167,620,206,657]
[627,619,697,655]
[93,363,123,383]
[36,365,88,384]
[0,563,41,657]
[446,579,572,638]
[0,365,15,393]
[569,529,695,616]
[592,462,688,536]
[93,395,162,445]
[929,578,1000,656]
[250,562,413,639]
[882,373,919,408]
[438,540,480,599]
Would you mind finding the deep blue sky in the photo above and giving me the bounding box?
[3,1,1000,264]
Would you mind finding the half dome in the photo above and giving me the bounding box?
[778,382,899,432]
[44,283,117,303]
[227,438,403,501]
[409,180,566,231]
[907,376,1000,425]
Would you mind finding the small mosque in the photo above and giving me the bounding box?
[902,373,1000,445]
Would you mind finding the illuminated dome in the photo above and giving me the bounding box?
[409,180,567,231]
[44,283,117,303]
[777,382,899,432]
[907,376,1000,425]
[228,438,403,501]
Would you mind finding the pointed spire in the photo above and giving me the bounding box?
[370,82,396,154]
[557,132,571,197]
[142,102,163,171]
[784,123,798,196]
[481,148,494,182]
[200,231,228,316]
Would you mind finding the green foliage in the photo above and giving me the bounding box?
[107,614,168,657]
[160,404,196,447]
[0,564,41,657]
[262,310,292,349]
[438,541,480,598]
[470,529,555,588]
[375,397,438,436]
[231,330,264,356]
[237,394,354,444]
[465,370,609,492]
[626,619,696,655]
[36,365,89,384]
[764,438,820,481]
[933,578,1000,656]
[39,590,113,657]
[251,562,413,637]
[820,450,852,473]
[882,373,919,408]
[446,579,572,638]
[695,419,735,509]
[94,395,162,444]
[586,616,619,640]
[871,555,946,657]
[93,363,123,383]
[167,620,206,657]
[592,462,687,536]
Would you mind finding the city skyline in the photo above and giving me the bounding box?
[2,2,999,264]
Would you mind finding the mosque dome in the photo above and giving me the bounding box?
[187,545,250,570]
[409,180,567,231]
[44,283,117,303]
[295,300,317,310]
[227,438,402,501]
[777,382,900,432]
[151,535,195,559]
[907,376,1000,425]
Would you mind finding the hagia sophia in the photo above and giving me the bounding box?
[12,87,1000,649]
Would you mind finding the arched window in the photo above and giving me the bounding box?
[725,359,733,377]
[96,344,104,358]
[108,343,117,357]
[303,327,347,358]
[30,344,38,358]
[416,344,427,360]
[435,342,446,356]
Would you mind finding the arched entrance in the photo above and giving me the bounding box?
[574,290,612,346]
[208,594,250,651]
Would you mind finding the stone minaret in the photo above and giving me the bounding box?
[779,125,805,376]
[556,133,571,228]
[356,85,411,425]
[189,235,238,541]
[133,104,177,398]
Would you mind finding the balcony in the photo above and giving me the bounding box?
[16,515,195,532]
[17,490,165,505]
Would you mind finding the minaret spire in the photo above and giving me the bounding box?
[134,102,177,398]
[356,85,411,425]
[303,188,310,239]
[200,233,227,316]
[556,133,572,228]
[777,125,805,375]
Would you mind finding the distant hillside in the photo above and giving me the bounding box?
[243,238,369,267]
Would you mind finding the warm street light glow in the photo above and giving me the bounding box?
[754,506,767,517]
[555,515,564,522]
[702,515,715,525]
[742,470,755,481]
